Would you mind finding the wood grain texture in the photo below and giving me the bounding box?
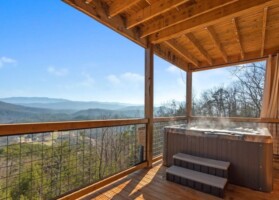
[109,0,141,17]
[127,0,189,29]
[165,40,199,67]
[261,7,269,56]
[80,160,279,200]
[145,43,154,167]
[141,0,237,38]
[232,18,245,59]
[64,0,279,71]
[206,26,228,63]
[0,118,148,136]
[62,0,147,48]
[150,0,277,43]
[59,162,148,200]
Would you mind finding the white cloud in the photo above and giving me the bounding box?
[0,56,17,68]
[121,72,144,82]
[106,72,144,85]
[47,66,68,76]
[106,74,120,84]
[80,72,94,87]
[166,65,181,74]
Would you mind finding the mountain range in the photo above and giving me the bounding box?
[0,97,145,123]
[0,97,139,111]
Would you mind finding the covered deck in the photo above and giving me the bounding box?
[1,0,279,199]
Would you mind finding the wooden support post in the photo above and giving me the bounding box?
[145,42,154,168]
[186,71,192,122]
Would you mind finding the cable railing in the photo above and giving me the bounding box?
[153,117,187,158]
[0,119,147,200]
[1,116,277,199]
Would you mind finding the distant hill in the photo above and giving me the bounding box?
[0,97,69,104]
[118,106,144,111]
[0,101,71,123]
[0,99,145,124]
[0,97,139,111]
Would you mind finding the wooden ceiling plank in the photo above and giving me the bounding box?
[63,0,147,47]
[149,0,278,43]
[185,33,213,65]
[165,40,199,67]
[127,0,189,29]
[232,18,245,60]
[191,46,279,71]
[85,0,93,4]
[141,0,237,38]
[154,44,189,71]
[109,0,141,18]
[206,26,228,63]
[261,7,269,57]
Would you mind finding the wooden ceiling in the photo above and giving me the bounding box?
[63,0,279,72]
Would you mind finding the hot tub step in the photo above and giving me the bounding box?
[166,165,228,198]
[173,153,230,178]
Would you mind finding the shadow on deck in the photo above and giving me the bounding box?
[81,159,279,200]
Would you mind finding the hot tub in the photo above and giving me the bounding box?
[163,123,273,192]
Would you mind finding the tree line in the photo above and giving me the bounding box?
[155,62,265,118]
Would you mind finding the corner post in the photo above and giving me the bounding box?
[145,42,154,168]
[186,71,192,121]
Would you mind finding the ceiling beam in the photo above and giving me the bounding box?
[165,40,199,67]
[141,0,237,38]
[149,0,277,43]
[261,7,268,57]
[109,0,142,18]
[127,0,189,29]
[185,33,213,65]
[191,46,279,71]
[232,18,245,60]
[63,0,147,47]
[206,26,228,63]
[154,43,189,71]
[85,0,93,4]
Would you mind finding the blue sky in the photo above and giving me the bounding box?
[0,0,236,105]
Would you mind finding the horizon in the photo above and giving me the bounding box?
[0,1,257,105]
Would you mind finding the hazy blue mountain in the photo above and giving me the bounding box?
[0,97,140,111]
[0,100,145,124]
[0,101,71,123]
[0,97,69,104]
[118,106,144,111]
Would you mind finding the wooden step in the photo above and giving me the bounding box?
[173,153,230,170]
[166,165,228,197]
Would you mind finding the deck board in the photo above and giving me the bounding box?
[81,160,279,200]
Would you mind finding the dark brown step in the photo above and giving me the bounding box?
[173,153,230,170]
[166,165,228,198]
[173,153,230,178]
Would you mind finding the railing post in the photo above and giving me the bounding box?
[145,42,154,168]
[186,71,192,122]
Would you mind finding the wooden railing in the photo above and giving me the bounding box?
[1,115,277,199]
[0,118,149,200]
[0,118,148,136]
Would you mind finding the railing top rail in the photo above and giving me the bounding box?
[0,118,148,136]
[154,116,187,123]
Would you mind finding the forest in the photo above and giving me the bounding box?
[156,62,265,118]
[0,126,144,199]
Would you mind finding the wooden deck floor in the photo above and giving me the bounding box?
[81,160,279,200]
